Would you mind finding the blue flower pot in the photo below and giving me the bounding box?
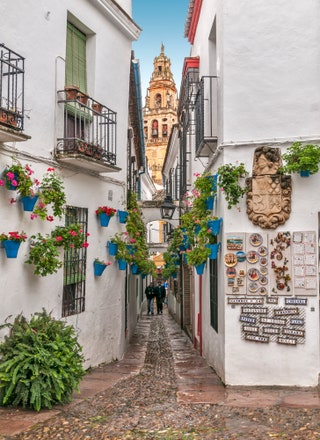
[207,218,222,235]
[3,240,21,258]
[205,196,215,210]
[131,263,139,274]
[20,195,39,212]
[117,259,127,271]
[300,170,310,177]
[195,262,206,275]
[118,210,129,224]
[108,241,118,256]
[126,244,135,255]
[94,261,106,276]
[206,174,218,191]
[195,224,201,235]
[206,243,220,260]
[98,213,111,227]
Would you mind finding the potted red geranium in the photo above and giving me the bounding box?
[95,206,117,227]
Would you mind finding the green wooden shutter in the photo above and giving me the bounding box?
[65,22,87,93]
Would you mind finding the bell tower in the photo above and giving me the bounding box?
[143,44,178,186]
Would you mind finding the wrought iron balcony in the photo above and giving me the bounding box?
[195,76,218,157]
[55,88,119,173]
[0,44,28,142]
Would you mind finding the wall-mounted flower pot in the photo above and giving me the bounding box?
[118,210,129,224]
[117,259,127,271]
[195,225,201,235]
[108,241,118,256]
[126,244,135,255]
[299,170,310,177]
[207,218,222,235]
[3,240,21,258]
[195,262,206,275]
[131,263,139,274]
[20,195,39,212]
[206,243,221,260]
[5,174,18,190]
[205,196,215,210]
[98,213,111,227]
[206,174,218,191]
[94,261,106,276]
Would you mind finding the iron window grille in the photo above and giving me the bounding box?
[194,76,218,157]
[62,206,88,317]
[0,44,25,131]
[209,255,218,332]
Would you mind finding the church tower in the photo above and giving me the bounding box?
[143,45,178,186]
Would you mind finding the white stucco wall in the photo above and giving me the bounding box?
[0,0,141,369]
[188,0,320,386]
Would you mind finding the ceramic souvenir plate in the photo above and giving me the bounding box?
[246,250,259,264]
[258,245,267,256]
[260,276,268,285]
[260,266,268,276]
[259,287,267,295]
[224,253,237,267]
[260,256,268,266]
[248,282,259,293]
[249,233,263,247]
[247,267,260,281]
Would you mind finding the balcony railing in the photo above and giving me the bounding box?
[195,76,218,157]
[0,44,25,140]
[56,88,118,172]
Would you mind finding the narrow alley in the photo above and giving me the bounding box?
[0,307,319,440]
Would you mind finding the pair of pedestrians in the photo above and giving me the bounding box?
[145,281,166,315]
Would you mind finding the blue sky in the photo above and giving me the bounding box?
[132,0,191,98]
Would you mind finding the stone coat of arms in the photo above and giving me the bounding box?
[246,146,292,229]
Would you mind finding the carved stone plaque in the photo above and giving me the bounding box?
[246,146,292,229]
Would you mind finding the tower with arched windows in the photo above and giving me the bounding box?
[143,44,178,186]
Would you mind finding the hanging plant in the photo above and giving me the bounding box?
[0,158,40,197]
[280,142,320,175]
[217,162,248,209]
[33,168,66,221]
[25,224,89,276]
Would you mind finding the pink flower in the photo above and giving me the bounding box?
[82,242,89,248]
[69,230,78,236]
[11,180,18,187]
[10,198,16,204]
[86,232,90,237]
[30,213,38,220]
[47,167,55,172]
[6,171,14,180]
[46,216,54,222]
[135,231,141,236]
[55,236,63,242]
[0,180,4,186]
[70,244,74,248]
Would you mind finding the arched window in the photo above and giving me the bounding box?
[162,124,168,137]
[154,94,161,108]
[152,120,158,137]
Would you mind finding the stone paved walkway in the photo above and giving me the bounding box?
[0,307,319,439]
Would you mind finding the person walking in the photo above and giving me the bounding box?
[145,281,155,315]
[155,281,166,314]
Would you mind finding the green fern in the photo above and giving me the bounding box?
[0,309,85,411]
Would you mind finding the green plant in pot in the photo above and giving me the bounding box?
[217,162,248,209]
[280,142,320,176]
[0,309,85,411]
[33,168,66,221]
[185,243,211,266]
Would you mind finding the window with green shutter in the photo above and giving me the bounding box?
[65,22,87,93]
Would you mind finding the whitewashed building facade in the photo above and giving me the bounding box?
[0,0,144,369]
[166,0,320,386]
